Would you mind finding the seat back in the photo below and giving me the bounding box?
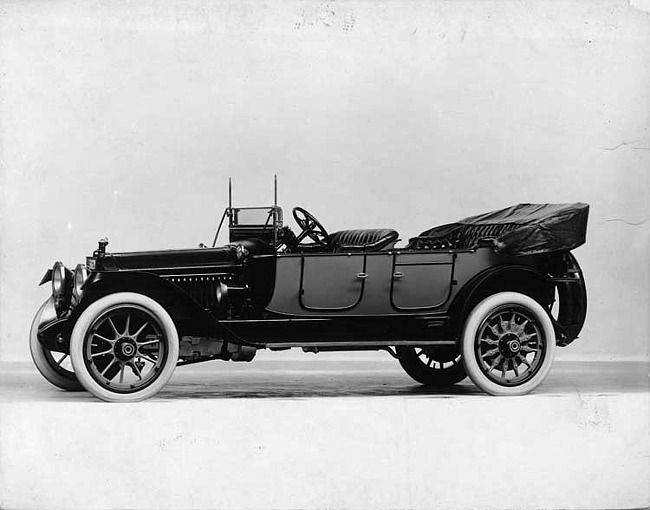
[329,229,399,252]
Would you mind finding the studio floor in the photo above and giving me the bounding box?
[0,357,648,510]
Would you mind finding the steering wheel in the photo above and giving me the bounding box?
[292,207,330,247]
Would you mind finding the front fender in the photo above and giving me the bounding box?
[35,296,69,352]
[75,271,258,347]
[77,271,217,336]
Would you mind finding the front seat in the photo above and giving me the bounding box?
[329,229,399,252]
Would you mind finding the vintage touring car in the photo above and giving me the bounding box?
[31,180,589,401]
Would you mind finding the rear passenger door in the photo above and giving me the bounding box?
[390,252,455,310]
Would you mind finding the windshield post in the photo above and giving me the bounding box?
[211,208,229,248]
[273,175,278,247]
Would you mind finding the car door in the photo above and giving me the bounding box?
[300,253,366,311]
[390,252,455,310]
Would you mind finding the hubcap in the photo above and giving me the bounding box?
[83,305,167,393]
[475,305,546,386]
[507,340,520,354]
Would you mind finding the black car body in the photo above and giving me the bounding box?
[31,182,588,401]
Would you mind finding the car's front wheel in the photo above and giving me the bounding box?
[69,292,179,402]
[396,345,467,386]
[461,291,556,396]
[30,298,83,391]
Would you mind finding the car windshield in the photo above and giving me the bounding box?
[230,207,283,227]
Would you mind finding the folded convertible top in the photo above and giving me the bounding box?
[408,203,589,256]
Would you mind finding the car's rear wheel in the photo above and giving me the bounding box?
[396,345,467,386]
[30,298,83,391]
[70,292,179,402]
[461,291,556,396]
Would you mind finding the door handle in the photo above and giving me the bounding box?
[393,272,405,279]
[356,272,368,279]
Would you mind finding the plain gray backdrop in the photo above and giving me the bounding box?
[0,0,648,361]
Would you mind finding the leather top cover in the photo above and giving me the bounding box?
[407,203,589,256]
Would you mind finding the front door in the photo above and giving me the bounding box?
[300,253,366,311]
[390,252,455,310]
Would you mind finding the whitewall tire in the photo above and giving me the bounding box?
[69,292,179,402]
[461,292,556,396]
[30,298,83,391]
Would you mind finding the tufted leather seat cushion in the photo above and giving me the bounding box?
[329,229,399,252]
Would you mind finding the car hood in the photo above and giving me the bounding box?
[100,245,241,271]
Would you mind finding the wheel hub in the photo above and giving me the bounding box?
[114,338,137,361]
[499,333,521,358]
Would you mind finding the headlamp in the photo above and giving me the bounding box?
[51,262,66,297]
[73,264,88,299]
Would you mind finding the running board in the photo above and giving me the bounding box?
[265,340,457,349]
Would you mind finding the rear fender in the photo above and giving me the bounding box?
[550,252,587,345]
[450,254,587,346]
[449,264,554,340]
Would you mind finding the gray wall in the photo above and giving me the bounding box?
[1,0,648,361]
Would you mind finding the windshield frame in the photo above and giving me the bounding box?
[212,205,283,247]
